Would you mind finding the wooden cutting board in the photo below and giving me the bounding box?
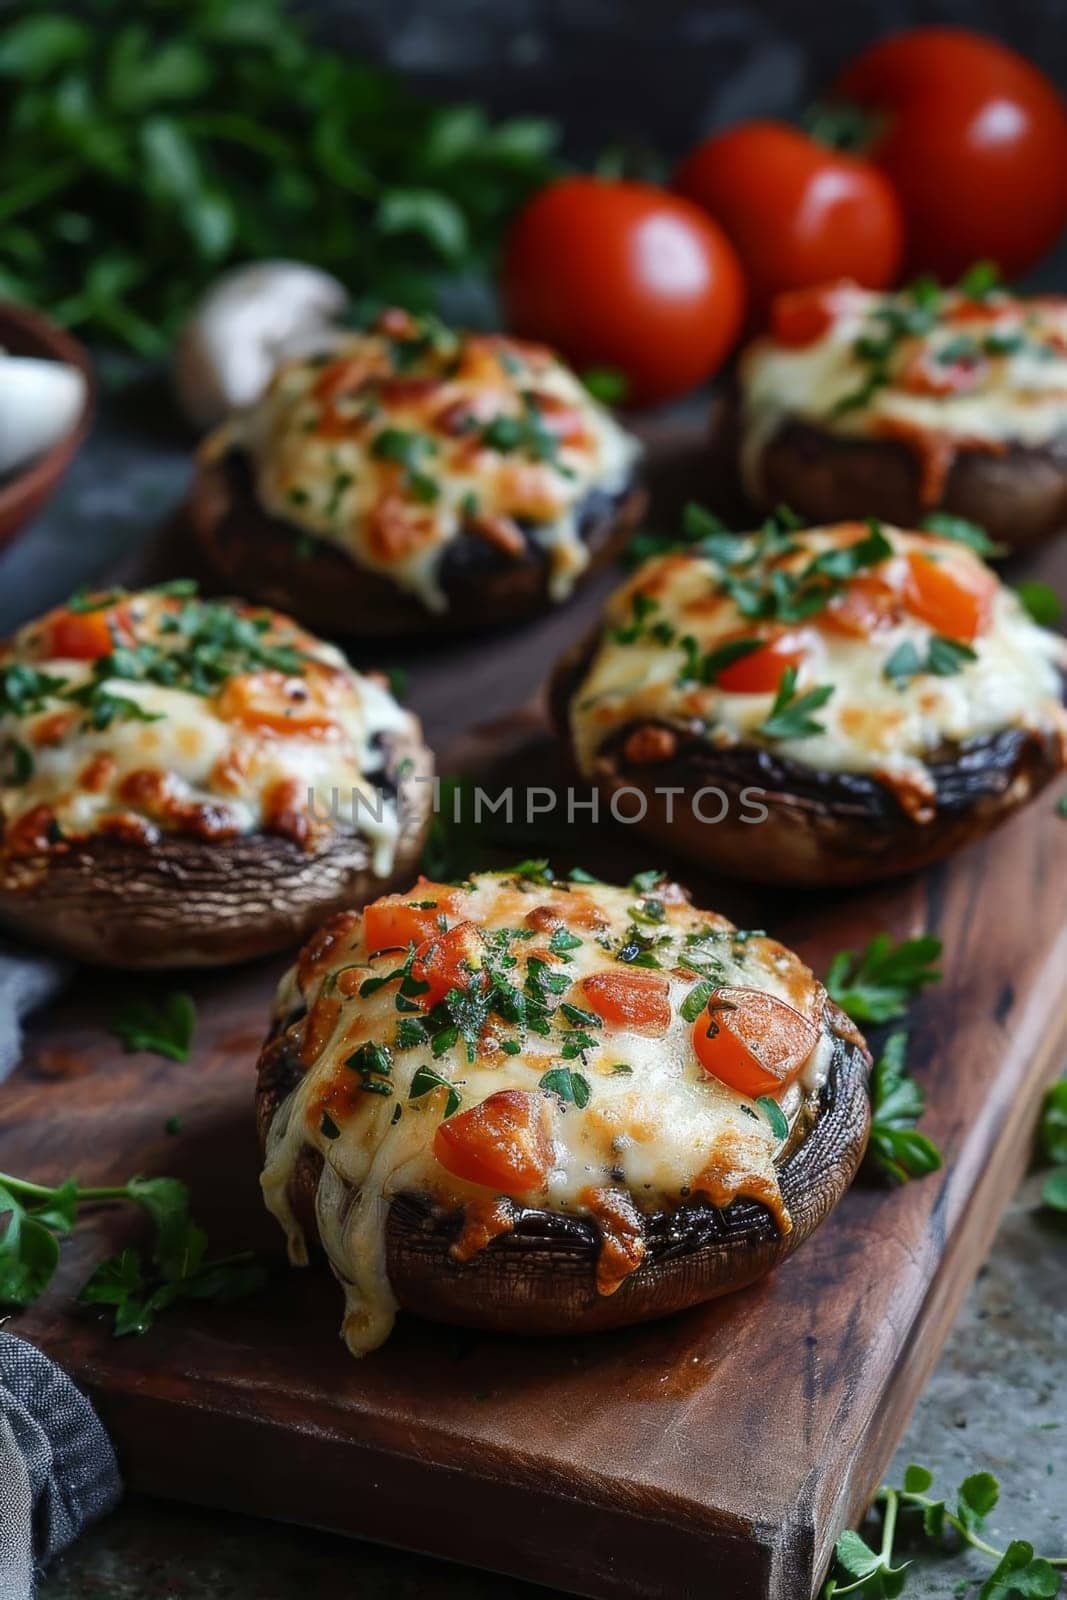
[2,418,1066,1600]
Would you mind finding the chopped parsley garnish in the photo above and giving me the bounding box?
[757,667,834,740]
[480,394,560,465]
[680,980,715,1023]
[539,1067,591,1108]
[370,426,439,502]
[884,635,977,687]
[756,1095,789,1141]
[409,1064,460,1118]
[346,1040,393,1094]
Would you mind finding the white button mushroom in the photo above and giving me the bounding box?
[0,353,88,478]
[174,261,349,430]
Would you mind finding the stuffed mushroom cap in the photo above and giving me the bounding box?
[191,308,643,633]
[0,584,432,965]
[256,866,870,1356]
[556,514,1067,885]
[737,279,1067,548]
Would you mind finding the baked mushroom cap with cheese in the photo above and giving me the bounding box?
[735,278,1067,550]
[0,584,432,966]
[190,308,645,636]
[552,513,1067,887]
[255,866,870,1354]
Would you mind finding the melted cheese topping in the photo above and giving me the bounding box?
[570,523,1067,793]
[0,589,415,870]
[207,308,641,613]
[740,285,1067,500]
[260,870,840,1356]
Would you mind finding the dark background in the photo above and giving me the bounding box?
[308,0,1067,160]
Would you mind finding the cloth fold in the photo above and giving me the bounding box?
[0,1333,122,1599]
[0,945,70,1085]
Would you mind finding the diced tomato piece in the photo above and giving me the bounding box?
[823,575,903,638]
[216,670,337,737]
[433,1088,552,1195]
[44,605,128,661]
[903,550,995,641]
[692,986,819,1097]
[769,284,845,347]
[580,968,671,1035]
[713,632,807,693]
[362,879,460,954]
[899,347,987,397]
[411,920,486,1010]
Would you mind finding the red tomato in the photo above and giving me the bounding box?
[835,28,1067,279]
[691,987,819,1097]
[899,345,988,397]
[433,1089,551,1195]
[768,284,850,347]
[362,879,459,954]
[674,121,902,319]
[410,921,486,1010]
[823,575,903,637]
[580,968,671,1035]
[44,605,128,661]
[713,633,807,694]
[903,551,996,640]
[501,177,746,405]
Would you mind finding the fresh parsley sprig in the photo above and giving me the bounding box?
[826,934,943,1024]
[823,1463,1066,1598]
[866,1034,943,1185]
[1036,1078,1067,1215]
[110,992,197,1062]
[0,1171,264,1333]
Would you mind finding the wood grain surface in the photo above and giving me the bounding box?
[2,416,1065,1600]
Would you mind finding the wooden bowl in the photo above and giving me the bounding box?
[0,302,95,549]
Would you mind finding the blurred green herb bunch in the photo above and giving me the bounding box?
[0,0,559,352]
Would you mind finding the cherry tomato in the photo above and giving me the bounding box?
[768,284,852,347]
[411,921,486,1011]
[216,671,337,738]
[501,177,746,406]
[362,880,459,954]
[899,345,987,397]
[713,633,808,694]
[903,550,996,640]
[822,575,903,637]
[835,28,1067,279]
[43,605,127,661]
[674,121,902,320]
[691,986,819,1097]
[433,1088,552,1195]
[580,968,671,1035]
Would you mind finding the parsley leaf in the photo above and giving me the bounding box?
[826,933,942,1023]
[110,992,196,1062]
[921,512,1006,559]
[539,1067,591,1108]
[757,666,834,740]
[866,1033,943,1185]
[1015,581,1062,627]
[1,1168,264,1332]
[409,1064,460,1118]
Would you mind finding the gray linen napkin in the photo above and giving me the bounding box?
[0,946,69,1085]
[0,1333,122,1599]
